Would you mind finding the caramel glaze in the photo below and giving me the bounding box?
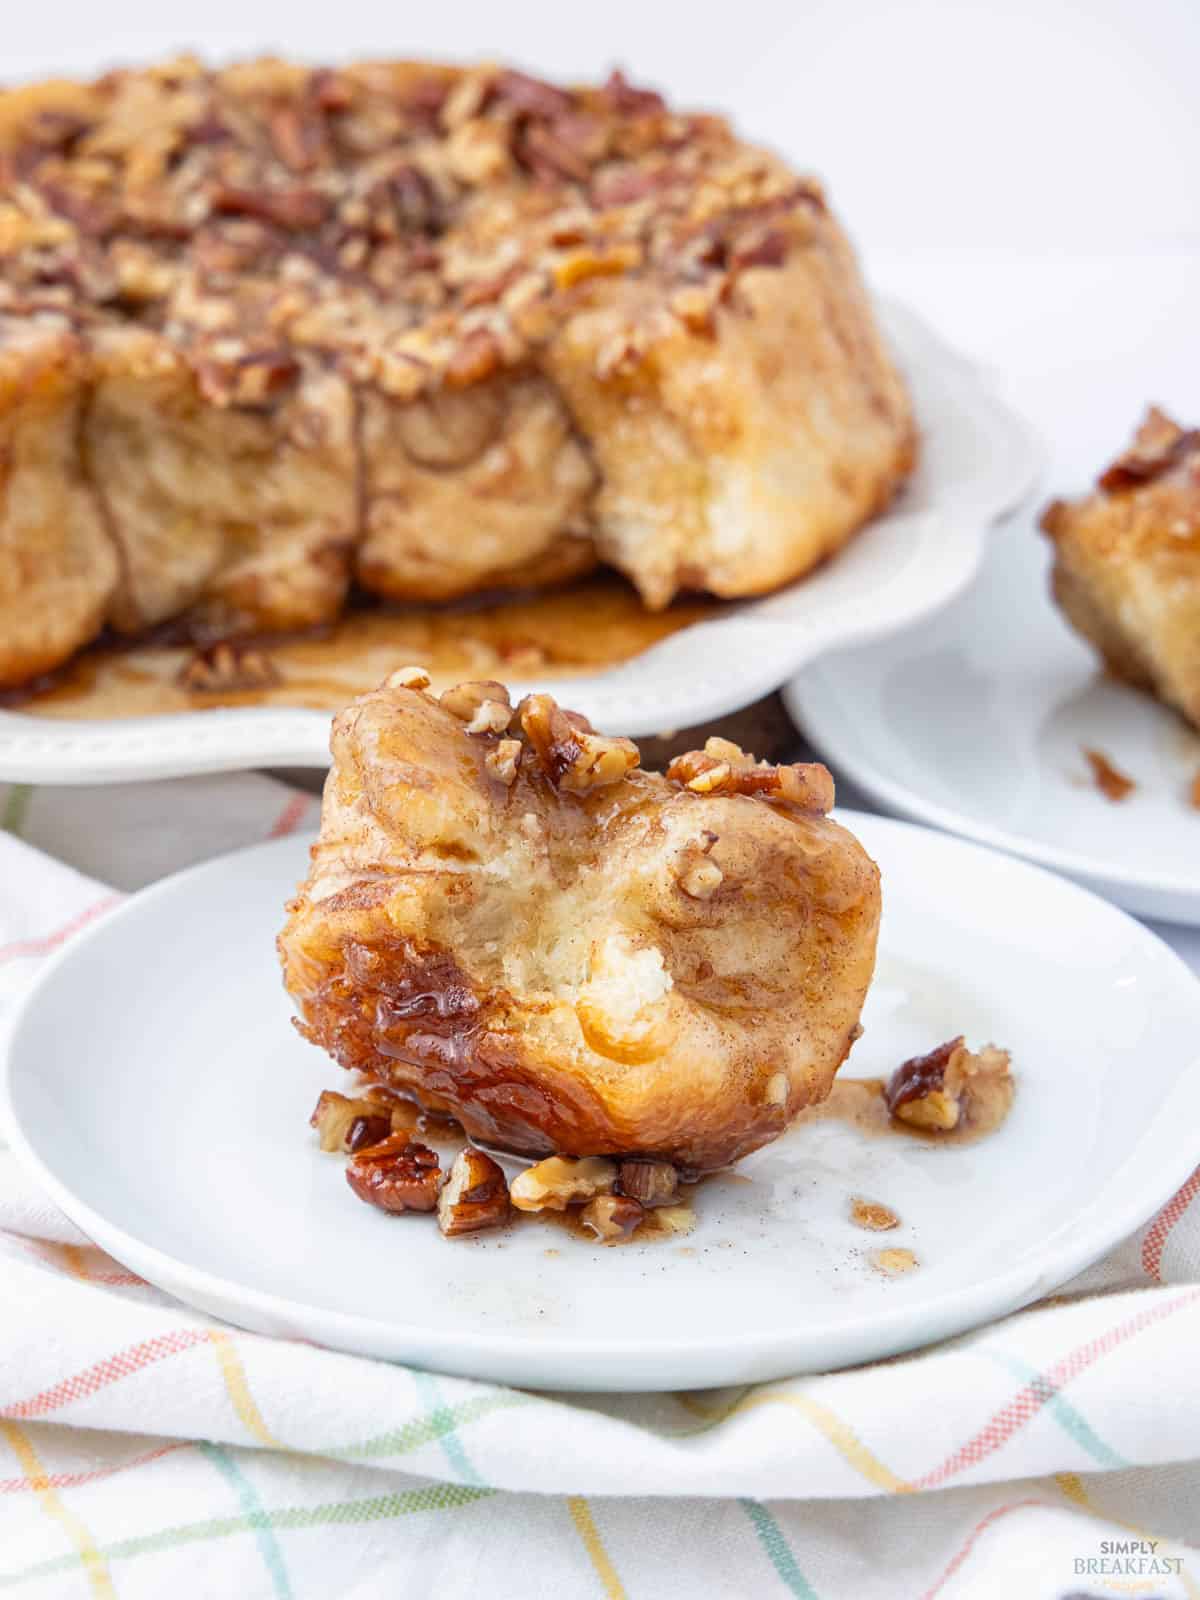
[11,577,727,720]
[797,1076,1013,1146]
[285,814,876,1172]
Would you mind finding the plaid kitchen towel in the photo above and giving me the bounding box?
[0,775,1197,1600]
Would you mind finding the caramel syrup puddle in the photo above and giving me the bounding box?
[14,576,728,721]
[340,1063,1014,1250]
[795,1076,1013,1147]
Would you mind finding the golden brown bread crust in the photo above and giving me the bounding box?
[277,674,881,1171]
[0,56,914,688]
[1041,407,1200,729]
[0,318,118,685]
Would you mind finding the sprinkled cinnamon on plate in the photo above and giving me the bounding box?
[1084,747,1135,801]
[1191,770,1200,810]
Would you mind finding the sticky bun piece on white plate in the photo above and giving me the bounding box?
[278,671,881,1173]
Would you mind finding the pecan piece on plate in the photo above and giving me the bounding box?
[885,1037,1013,1135]
[437,1146,512,1236]
[615,1158,678,1207]
[346,1132,441,1213]
[581,1193,645,1243]
[309,1088,393,1153]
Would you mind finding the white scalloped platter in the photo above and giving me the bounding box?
[0,301,1039,785]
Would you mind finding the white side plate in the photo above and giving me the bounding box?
[0,300,1040,784]
[786,516,1200,924]
[4,813,1198,1392]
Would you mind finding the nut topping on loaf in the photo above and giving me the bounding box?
[0,56,915,689]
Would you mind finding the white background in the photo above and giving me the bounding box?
[6,0,1198,254]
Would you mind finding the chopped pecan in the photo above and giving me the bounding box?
[616,1158,678,1207]
[0,58,835,417]
[385,664,431,691]
[493,69,574,120]
[885,1037,1013,1134]
[345,1112,394,1153]
[581,1193,645,1242]
[440,679,512,733]
[558,730,641,793]
[667,738,834,813]
[520,124,592,185]
[445,327,502,388]
[676,831,722,900]
[437,1146,512,1236]
[602,69,666,117]
[460,264,523,308]
[509,1154,617,1212]
[679,858,723,898]
[387,165,437,230]
[517,693,639,793]
[310,1087,412,1152]
[590,165,664,207]
[211,185,329,230]
[551,243,641,290]
[440,69,493,130]
[195,347,300,409]
[346,1131,441,1213]
[311,1088,368,1152]
[885,1037,962,1128]
[177,642,281,693]
[485,739,522,786]
[312,68,355,113]
[649,1202,695,1236]
[268,103,326,173]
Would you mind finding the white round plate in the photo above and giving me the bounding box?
[0,300,1039,784]
[4,813,1199,1392]
[785,517,1200,925]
